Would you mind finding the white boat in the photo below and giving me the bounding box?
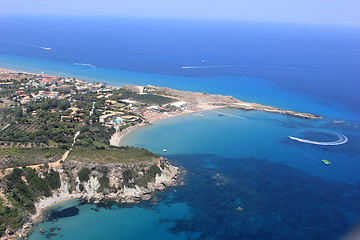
[162,149,167,152]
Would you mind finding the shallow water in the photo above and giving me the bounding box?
[1,17,358,239]
[30,109,360,240]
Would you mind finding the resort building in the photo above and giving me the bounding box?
[99,111,124,123]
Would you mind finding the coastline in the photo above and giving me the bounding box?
[110,123,143,147]
[0,65,123,89]
[0,64,322,120]
[0,66,321,239]
[111,103,224,146]
[6,158,180,240]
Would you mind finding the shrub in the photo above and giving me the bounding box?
[77,168,91,182]
[122,169,137,183]
[97,174,110,193]
[45,169,61,190]
[135,165,161,188]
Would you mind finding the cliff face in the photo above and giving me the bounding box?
[41,158,178,205]
[1,158,179,239]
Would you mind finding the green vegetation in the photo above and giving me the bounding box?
[135,165,161,187]
[122,169,137,186]
[68,146,160,164]
[26,99,71,112]
[0,168,61,236]
[160,162,169,170]
[0,197,27,236]
[77,168,91,182]
[75,123,115,148]
[105,88,176,106]
[72,92,100,111]
[0,72,177,236]
[0,99,78,145]
[131,94,176,106]
[45,170,61,189]
[97,174,111,193]
[0,147,65,169]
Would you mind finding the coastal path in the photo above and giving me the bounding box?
[0,131,80,177]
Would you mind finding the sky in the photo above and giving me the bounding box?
[0,0,359,27]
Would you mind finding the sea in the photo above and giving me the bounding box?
[0,17,359,240]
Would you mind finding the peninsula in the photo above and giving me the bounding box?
[0,68,320,239]
[124,84,321,119]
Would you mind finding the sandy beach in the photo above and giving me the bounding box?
[111,103,224,146]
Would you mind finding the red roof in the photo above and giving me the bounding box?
[15,90,25,95]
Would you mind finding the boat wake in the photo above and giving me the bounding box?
[182,65,243,69]
[289,132,348,146]
[39,47,51,50]
[0,37,52,51]
[74,63,96,68]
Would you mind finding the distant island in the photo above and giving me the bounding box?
[0,68,320,239]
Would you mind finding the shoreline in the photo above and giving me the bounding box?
[110,123,143,146]
[0,65,321,120]
[0,65,321,238]
[8,158,180,239]
[111,104,224,146]
[0,65,123,89]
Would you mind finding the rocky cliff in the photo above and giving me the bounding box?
[1,157,179,239]
[52,157,178,204]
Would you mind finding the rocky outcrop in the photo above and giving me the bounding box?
[226,102,321,119]
[47,158,178,204]
[2,158,178,240]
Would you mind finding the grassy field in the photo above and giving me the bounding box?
[132,94,176,106]
[0,148,66,169]
[67,146,160,164]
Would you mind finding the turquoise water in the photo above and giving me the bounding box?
[31,198,192,240]
[121,109,360,183]
[0,54,357,122]
[1,17,359,239]
[30,109,360,239]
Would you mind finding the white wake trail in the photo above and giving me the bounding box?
[182,65,244,69]
[39,47,51,50]
[289,132,348,146]
[74,63,96,68]
[0,37,51,51]
[20,42,51,50]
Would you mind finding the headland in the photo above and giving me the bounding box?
[0,68,320,239]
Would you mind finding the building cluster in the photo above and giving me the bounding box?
[1,70,196,131]
[99,111,140,125]
[60,107,85,122]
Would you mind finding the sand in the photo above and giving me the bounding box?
[113,103,224,146]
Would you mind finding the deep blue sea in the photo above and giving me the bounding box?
[0,17,359,239]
